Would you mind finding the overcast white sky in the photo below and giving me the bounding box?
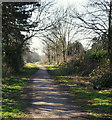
[30,0,89,55]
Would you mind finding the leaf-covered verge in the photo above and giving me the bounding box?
[2,63,38,119]
[45,65,112,120]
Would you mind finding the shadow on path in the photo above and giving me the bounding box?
[27,65,92,119]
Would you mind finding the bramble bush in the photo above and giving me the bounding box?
[93,72,112,90]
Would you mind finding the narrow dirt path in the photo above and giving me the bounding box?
[27,65,91,119]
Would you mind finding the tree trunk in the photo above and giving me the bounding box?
[62,37,66,63]
[108,1,112,72]
[55,48,59,64]
[63,50,66,62]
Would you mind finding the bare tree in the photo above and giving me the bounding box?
[71,0,112,71]
[41,6,80,64]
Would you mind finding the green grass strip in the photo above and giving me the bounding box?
[2,63,38,118]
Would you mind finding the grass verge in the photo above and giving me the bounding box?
[45,65,112,120]
[2,63,38,119]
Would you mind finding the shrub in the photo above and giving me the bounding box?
[57,59,84,75]
[93,73,112,90]
[85,50,108,62]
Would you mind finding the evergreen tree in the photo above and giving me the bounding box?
[2,2,40,72]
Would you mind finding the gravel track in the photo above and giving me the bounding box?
[26,65,91,119]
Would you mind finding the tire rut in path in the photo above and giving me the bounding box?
[27,65,91,119]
